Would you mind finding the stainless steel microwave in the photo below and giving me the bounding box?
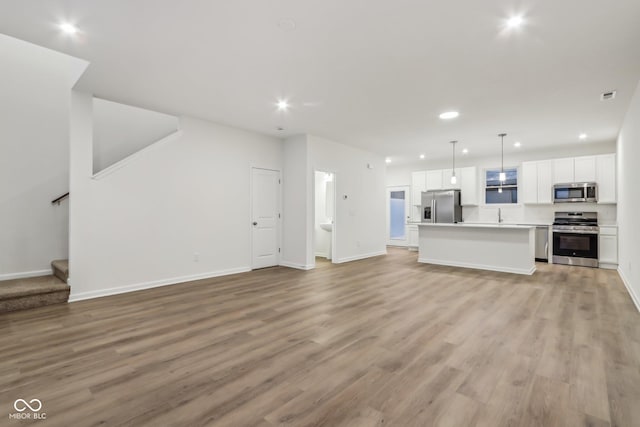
[553,182,597,203]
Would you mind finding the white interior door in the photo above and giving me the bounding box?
[387,186,411,246]
[251,168,280,269]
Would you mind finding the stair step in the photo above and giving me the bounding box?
[0,275,70,313]
[51,259,69,283]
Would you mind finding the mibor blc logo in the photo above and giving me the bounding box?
[9,399,46,420]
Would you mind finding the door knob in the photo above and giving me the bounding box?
[252,222,258,226]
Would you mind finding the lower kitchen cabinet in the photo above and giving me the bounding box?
[599,226,618,268]
[407,224,419,251]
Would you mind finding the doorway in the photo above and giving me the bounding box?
[314,170,336,262]
[251,168,280,269]
[387,186,410,246]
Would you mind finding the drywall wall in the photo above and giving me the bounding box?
[69,91,283,300]
[617,80,640,311]
[93,97,179,173]
[0,34,87,280]
[281,135,312,269]
[308,135,387,264]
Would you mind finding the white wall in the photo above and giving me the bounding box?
[617,80,640,311]
[93,97,179,173]
[69,91,282,300]
[308,135,387,264]
[0,34,87,280]
[281,135,312,269]
[388,141,617,226]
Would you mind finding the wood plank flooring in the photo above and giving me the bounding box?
[1,248,639,426]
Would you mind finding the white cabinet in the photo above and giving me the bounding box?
[553,158,574,184]
[596,154,616,204]
[460,167,478,206]
[599,226,618,267]
[574,156,597,182]
[442,169,461,189]
[407,224,419,250]
[521,161,537,204]
[411,171,426,206]
[426,170,443,190]
[521,160,553,204]
[537,161,553,204]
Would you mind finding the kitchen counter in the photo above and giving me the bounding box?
[417,222,536,275]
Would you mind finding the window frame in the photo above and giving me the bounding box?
[483,166,520,206]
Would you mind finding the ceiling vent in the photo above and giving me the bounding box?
[601,90,616,101]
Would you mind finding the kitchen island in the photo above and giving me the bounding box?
[417,223,536,275]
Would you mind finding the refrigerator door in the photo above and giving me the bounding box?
[435,191,455,223]
[421,191,435,223]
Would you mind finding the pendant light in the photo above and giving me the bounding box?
[498,133,507,193]
[450,140,458,184]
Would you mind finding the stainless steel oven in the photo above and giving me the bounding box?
[552,212,598,268]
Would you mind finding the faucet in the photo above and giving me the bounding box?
[498,208,503,223]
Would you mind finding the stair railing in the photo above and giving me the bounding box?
[51,192,69,205]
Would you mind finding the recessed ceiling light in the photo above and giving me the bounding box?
[462,148,469,155]
[276,99,289,111]
[506,15,524,29]
[439,111,459,120]
[514,141,521,148]
[579,133,588,140]
[385,157,392,164]
[419,154,425,159]
[59,23,78,35]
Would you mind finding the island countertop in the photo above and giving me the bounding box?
[416,222,535,230]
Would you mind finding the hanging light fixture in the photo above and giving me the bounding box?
[450,140,458,184]
[498,133,507,193]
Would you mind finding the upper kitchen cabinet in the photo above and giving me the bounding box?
[552,158,574,183]
[441,169,461,190]
[574,156,597,182]
[411,171,426,205]
[460,167,478,206]
[596,153,616,204]
[425,170,443,190]
[521,160,553,204]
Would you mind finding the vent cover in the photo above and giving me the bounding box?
[601,90,617,101]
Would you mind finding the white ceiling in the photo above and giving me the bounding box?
[1,0,639,164]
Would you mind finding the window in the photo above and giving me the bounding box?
[485,167,518,204]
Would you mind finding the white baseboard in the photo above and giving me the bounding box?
[599,262,618,270]
[279,261,315,270]
[314,252,329,258]
[333,250,387,264]
[418,257,536,276]
[618,267,640,313]
[0,269,51,282]
[68,266,250,302]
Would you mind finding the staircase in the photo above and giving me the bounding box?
[0,260,70,314]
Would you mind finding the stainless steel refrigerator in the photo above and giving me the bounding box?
[421,190,462,223]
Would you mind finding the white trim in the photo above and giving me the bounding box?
[314,251,329,258]
[68,267,250,302]
[333,250,387,264]
[92,130,183,180]
[279,261,315,271]
[618,267,640,313]
[0,269,51,282]
[599,263,618,270]
[418,257,536,276]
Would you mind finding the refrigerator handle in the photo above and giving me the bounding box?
[431,199,436,223]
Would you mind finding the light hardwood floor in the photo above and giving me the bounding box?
[1,248,639,426]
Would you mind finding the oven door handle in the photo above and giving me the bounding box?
[552,229,599,235]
